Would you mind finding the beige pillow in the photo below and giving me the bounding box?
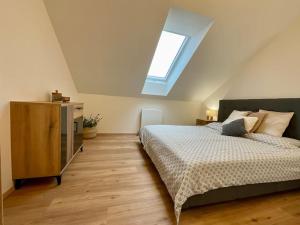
[223,116,258,133]
[256,109,294,137]
[247,112,267,132]
[243,117,259,133]
[223,110,250,124]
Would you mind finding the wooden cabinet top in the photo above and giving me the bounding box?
[10,101,83,107]
[196,119,217,126]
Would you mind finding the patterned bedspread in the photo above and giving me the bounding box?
[139,123,300,223]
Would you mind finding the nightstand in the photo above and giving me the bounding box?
[196,119,216,126]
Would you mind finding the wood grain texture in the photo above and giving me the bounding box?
[0,147,3,225]
[10,102,61,178]
[2,188,13,200]
[4,134,300,225]
[196,119,216,126]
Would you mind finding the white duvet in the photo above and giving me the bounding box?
[139,123,300,223]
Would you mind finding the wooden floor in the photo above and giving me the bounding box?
[4,134,300,225]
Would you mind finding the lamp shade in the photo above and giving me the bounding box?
[206,109,218,121]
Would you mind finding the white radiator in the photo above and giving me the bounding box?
[140,108,162,128]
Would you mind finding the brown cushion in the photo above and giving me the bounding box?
[247,112,267,132]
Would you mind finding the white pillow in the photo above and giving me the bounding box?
[223,110,250,124]
[256,109,294,137]
[223,116,258,133]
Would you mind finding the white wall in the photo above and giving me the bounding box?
[79,93,201,133]
[0,0,78,193]
[202,16,300,117]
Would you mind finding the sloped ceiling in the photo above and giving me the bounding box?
[44,0,300,101]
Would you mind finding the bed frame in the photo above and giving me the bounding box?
[182,98,300,209]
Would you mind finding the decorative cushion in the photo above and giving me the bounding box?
[243,117,259,133]
[223,116,258,133]
[223,110,251,124]
[247,112,267,132]
[222,119,247,137]
[256,110,294,137]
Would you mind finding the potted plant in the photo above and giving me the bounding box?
[83,114,103,139]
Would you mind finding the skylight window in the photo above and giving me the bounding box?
[147,31,187,79]
[142,8,213,96]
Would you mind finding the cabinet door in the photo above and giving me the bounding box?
[60,106,68,170]
[61,105,73,170]
[10,102,61,179]
[73,116,83,154]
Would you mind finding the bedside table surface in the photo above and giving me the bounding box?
[196,119,217,126]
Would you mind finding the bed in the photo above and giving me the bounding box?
[139,98,300,223]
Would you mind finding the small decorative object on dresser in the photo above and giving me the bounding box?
[196,119,216,126]
[51,90,71,103]
[83,114,103,139]
[51,90,63,102]
[62,96,71,103]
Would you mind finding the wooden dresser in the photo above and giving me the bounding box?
[196,119,216,126]
[10,101,84,189]
[0,147,2,225]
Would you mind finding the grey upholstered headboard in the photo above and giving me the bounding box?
[218,98,300,140]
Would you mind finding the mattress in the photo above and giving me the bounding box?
[139,123,300,223]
